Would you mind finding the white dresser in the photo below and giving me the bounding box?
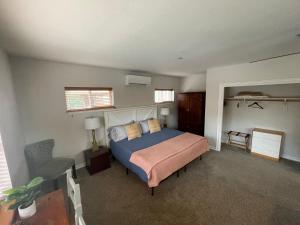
[251,128,284,160]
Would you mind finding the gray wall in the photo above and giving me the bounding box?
[205,54,300,151]
[0,50,28,186]
[10,57,181,166]
[181,73,206,92]
[223,84,300,162]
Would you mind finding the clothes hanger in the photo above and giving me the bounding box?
[248,102,264,109]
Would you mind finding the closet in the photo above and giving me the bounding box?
[222,84,300,161]
[177,92,206,136]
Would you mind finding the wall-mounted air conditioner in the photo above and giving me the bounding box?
[125,75,151,85]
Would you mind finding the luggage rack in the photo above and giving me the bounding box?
[226,131,250,151]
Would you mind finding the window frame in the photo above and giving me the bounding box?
[154,88,175,103]
[0,133,12,197]
[64,87,115,113]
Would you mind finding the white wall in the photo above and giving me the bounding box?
[222,84,300,161]
[181,73,206,92]
[205,54,300,151]
[0,50,28,185]
[10,57,181,166]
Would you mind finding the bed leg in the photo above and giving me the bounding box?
[126,168,129,175]
[199,155,202,160]
[184,166,187,172]
[151,187,154,196]
[177,171,180,178]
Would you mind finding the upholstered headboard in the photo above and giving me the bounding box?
[103,105,157,146]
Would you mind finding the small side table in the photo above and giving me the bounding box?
[84,146,111,175]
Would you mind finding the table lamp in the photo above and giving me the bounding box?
[85,117,100,151]
[160,107,170,128]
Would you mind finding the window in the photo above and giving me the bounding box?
[64,87,114,112]
[154,89,175,103]
[0,133,12,196]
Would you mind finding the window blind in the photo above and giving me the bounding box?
[65,87,114,112]
[0,134,12,196]
[154,89,175,103]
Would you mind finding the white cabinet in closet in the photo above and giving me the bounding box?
[251,128,284,160]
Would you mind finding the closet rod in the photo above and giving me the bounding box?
[224,97,300,102]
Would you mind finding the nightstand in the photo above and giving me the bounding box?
[84,146,111,175]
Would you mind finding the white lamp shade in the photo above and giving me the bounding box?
[160,107,170,116]
[85,117,100,130]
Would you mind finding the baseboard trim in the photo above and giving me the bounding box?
[75,162,86,170]
[280,154,300,163]
[209,145,218,151]
[222,141,300,163]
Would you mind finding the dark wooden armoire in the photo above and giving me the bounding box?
[177,92,206,136]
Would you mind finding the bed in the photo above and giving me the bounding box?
[110,128,183,183]
[104,105,209,195]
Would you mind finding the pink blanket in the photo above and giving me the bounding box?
[130,132,209,187]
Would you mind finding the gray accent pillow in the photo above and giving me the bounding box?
[139,118,153,134]
[108,121,134,142]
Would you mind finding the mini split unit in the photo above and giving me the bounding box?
[125,75,151,85]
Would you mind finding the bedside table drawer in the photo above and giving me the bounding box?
[91,153,110,168]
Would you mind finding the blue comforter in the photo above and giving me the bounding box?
[110,128,183,182]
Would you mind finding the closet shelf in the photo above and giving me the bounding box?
[224,97,300,102]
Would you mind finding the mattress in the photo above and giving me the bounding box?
[110,128,183,182]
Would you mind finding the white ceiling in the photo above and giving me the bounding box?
[0,0,300,76]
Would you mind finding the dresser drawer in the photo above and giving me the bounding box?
[252,131,282,142]
[252,138,281,158]
[251,129,283,159]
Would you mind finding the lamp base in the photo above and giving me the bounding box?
[92,143,99,152]
[91,129,99,152]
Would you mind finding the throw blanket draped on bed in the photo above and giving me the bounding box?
[130,132,209,187]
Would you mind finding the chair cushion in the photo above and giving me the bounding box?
[36,157,75,179]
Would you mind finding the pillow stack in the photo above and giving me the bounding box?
[108,118,162,142]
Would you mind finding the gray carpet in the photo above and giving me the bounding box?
[76,145,300,225]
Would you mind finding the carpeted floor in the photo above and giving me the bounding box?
[76,145,300,225]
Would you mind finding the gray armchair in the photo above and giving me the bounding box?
[24,139,76,189]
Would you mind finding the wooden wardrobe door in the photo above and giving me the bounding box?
[200,93,206,135]
[178,92,205,135]
[188,93,202,135]
[178,93,189,132]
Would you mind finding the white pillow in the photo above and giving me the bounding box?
[108,121,134,142]
[139,118,152,134]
